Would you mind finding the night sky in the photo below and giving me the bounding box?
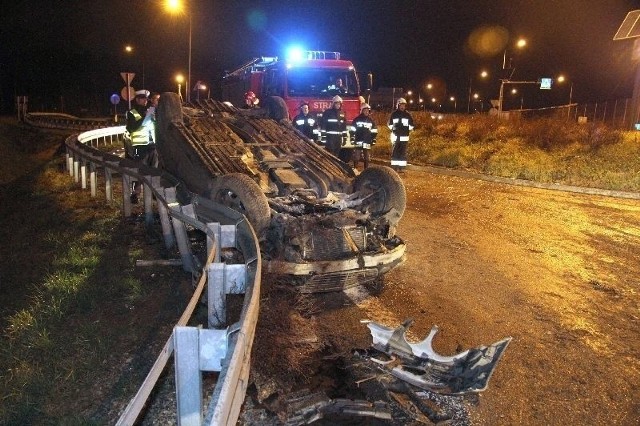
[1,0,638,114]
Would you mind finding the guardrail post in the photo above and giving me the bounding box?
[174,327,229,425]
[80,159,87,190]
[143,175,154,227]
[66,149,73,175]
[174,327,203,426]
[105,167,113,202]
[166,190,195,273]
[90,162,97,197]
[157,185,176,250]
[206,223,222,264]
[122,174,133,217]
[208,263,226,328]
[73,156,80,183]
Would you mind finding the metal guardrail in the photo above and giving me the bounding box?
[26,112,115,131]
[62,125,261,425]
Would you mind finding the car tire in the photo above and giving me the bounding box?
[156,92,183,140]
[265,96,289,121]
[353,165,406,223]
[208,173,271,237]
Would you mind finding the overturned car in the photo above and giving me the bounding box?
[156,93,406,292]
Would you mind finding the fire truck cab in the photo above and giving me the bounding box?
[221,50,368,123]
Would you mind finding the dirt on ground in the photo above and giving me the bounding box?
[249,164,640,425]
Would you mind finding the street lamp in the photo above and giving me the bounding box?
[195,81,207,101]
[165,0,192,103]
[510,88,524,110]
[557,75,574,118]
[450,96,457,112]
[499,38,527,115]
[176,74,184,100]
[467,70,488,113]
[124,44,145,89]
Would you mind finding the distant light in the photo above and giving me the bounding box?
[176,74,184,83]
[480,70,488,78]
[516,38,527,48]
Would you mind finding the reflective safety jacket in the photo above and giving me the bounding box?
[292,112,319,141]
[387,109,414,142]
[126,106,154,146]
[349,114,378,149]
[320,107,348,145]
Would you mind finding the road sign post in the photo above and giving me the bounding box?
[110,94,121,123]
[121,72,136,110]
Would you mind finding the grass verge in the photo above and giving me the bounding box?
[0,118,190,424]
[371,112,640,192]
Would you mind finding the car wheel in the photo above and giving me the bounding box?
[208,173,271,237]
[156,92,183,138]
[353,165,406,223]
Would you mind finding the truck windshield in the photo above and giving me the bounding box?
[286,68,358,97]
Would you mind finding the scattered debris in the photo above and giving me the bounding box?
[284,390,392,424]
[364,318,512,394]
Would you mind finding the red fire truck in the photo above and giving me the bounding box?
[221,50,370,122]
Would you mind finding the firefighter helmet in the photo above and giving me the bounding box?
[332,95,343,103]
[397,98,407,105]
[360,103,371,111]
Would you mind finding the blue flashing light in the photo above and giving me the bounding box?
[286,46,305,63]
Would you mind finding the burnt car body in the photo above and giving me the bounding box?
[156,93,406,292]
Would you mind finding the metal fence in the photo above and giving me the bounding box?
[504,98,639,129]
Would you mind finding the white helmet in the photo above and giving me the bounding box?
[397,97,407,105]
[360,103,371,111]
[332,95,343,103]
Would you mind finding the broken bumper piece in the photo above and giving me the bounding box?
[365,319,511,394]
[265,241,406,293]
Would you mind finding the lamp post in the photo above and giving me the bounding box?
[557,75,574,118]
[467,70,488,113]
[450,96,457,112]
[124,45,145,89]
[176,74,184,101]
[472,93,480,113]
[499,38,527,115]
[165,0,192,103]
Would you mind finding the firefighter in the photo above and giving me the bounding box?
[350,103,377,169]
[125,89,158,203]
[292,102,319,142]
[243,91,260,109]
[387,97,414,172]
[320,95,348,157]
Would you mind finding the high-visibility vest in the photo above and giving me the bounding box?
[128,110,152,146]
